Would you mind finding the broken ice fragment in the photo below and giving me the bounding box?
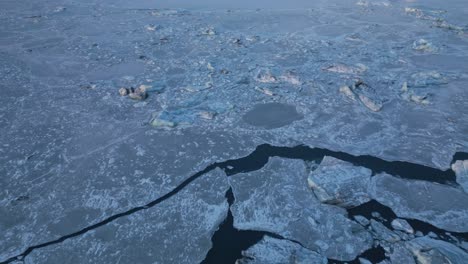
[452,160,468,193]
[412,39,437,52]
[370,173,468,232]
[323,63,367,74]
[199,111,216,120]
[354,215,370,226]
[118,87,129,96]
[201,27,216,35]
[339,85,357,101]
[409,93,431,105]
[370,219,401,243]
[401,82,408,93]
[237,236,327,264]
[145,24,158,31]
[150,118,176,128]
[391,219,414,234]
[128,87,148,100]
[406,236,468,264]
[358,94,382,112]
[254,86,275,96]
[255,70,277,83]
[308,156,372,208]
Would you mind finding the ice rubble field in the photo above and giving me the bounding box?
[1,0,468,263]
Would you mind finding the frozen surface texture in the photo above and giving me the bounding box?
[1,0,468,263]
[229,157,373,261]
[370,173,468,233]
[23,168,230,264]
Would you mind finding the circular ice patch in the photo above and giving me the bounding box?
[242,103,303,129]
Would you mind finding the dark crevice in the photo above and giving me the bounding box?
[2,144,466,263]
[201,188,310,264]
[201,188,263,264]
[452,152,468,164]
[0,164,219,264]
[221,144,458,185]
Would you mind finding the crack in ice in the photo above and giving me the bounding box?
[1,144,466,263]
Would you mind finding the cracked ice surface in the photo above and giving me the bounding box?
[22,168,230,264]
[236,236,327,264]
[370,173,468,233]
[0,127,257,261]
[1,0,468,263]
[229,157,373,261]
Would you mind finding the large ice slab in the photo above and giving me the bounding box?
[229,157,373,261]
[21,168,230,264]
[308,156,372,208]
[370,174,468,232]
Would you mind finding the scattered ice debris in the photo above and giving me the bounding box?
[401,81,432,105]
[434,20,464,32]
[410,71,447,87]
[308,156,372,208]
[391,219,414,234]
[237,236,327,264]
[412,39,437,52]
[452,160,468,193]
[255,70,277,83]
[358,94,382,112]
[406,236,468,264]
[323,63,367,75]
[370,173,468,232]
[405,7,464,33]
